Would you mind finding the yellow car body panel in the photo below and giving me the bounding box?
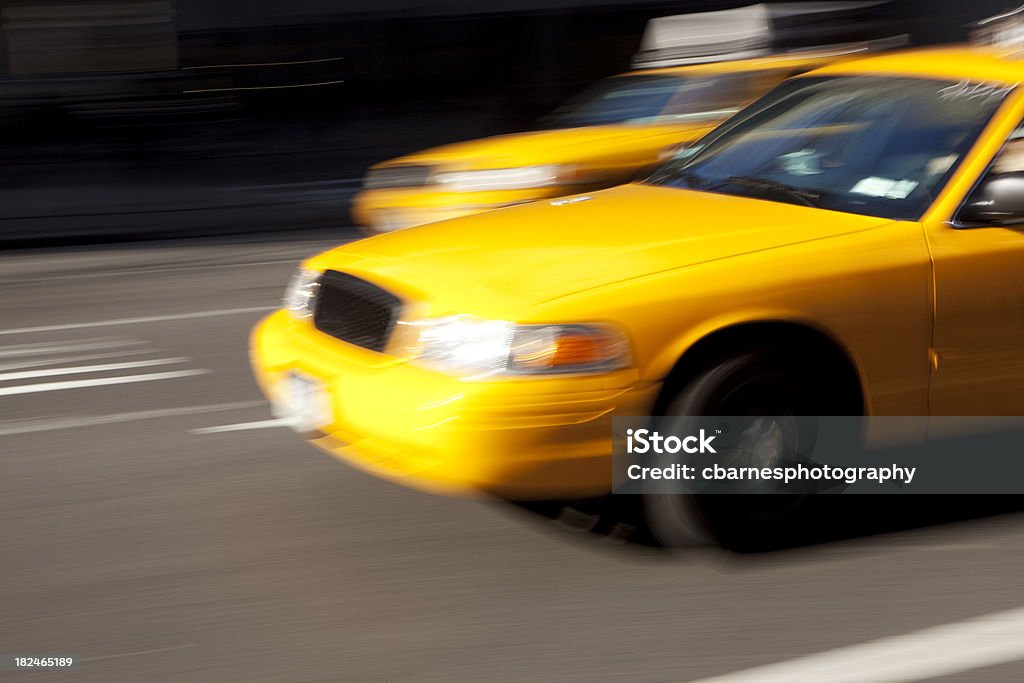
[352,53,840,233]
[253,46,1024,498]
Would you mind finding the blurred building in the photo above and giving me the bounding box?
[0,0,1016,242]
[3,0,177,74]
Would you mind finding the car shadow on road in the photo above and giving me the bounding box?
[500,494,1024,555]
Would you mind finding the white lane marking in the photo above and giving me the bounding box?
[0,369,208,397]
[688,605,1024,683]
[0,338,143,358]
[0,337,110,353]
[190,418,294,435]
[0,307,272,337]
[1,258,309,285]
[0,401,264,437]
[0,349,152,372]
[0,357,187,382]
[81,643,197,663]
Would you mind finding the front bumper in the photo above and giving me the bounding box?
[250,310,659,498]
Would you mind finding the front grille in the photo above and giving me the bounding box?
[313,271,402,353]
[363,165,433,189]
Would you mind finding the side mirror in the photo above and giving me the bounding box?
[958,171,1024,226]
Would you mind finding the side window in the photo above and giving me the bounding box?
[657,73,752,123]
[957,117,1024,225]
[991,125,1024,175]
[655,68,812,125]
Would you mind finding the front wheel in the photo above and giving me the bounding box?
[643,348,851,551]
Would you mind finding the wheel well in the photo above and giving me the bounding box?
[655,322,865,415]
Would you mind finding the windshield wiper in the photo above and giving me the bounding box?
[720,175,822,208]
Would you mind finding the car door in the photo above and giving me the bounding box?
[928,115,1024,416]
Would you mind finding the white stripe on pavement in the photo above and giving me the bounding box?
[3,258,314,285]
[190,418,294,434]
[0,338,144,358]
[0,401,264,436]
[0,349,151,372]
[80,643,198,663]
[688,605,1024,683]
[0,357,187,382]
[0,369,208,397]
[0,307,272,336]
[0,337,112,352]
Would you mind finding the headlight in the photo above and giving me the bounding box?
[433,165,568,192]
[283,268,321,318]
[391,315,630,378]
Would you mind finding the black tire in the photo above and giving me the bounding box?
[643,347,850,551]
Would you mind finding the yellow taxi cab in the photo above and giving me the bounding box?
[252,20,1024,545]
[352,52,846,234]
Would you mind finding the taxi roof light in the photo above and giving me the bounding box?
[632,2,899,69]
[972,6,1024,52]
[633,5,774,69]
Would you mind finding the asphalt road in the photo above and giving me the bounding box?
[2,230,1024,682]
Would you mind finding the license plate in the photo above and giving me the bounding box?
[272,372,332,433]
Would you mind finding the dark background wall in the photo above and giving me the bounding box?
[0,0,1016,242]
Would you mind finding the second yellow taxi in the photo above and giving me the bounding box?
[352,50,846,234]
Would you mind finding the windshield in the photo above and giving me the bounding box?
[648,76,1012,220]
[541,73,751,129]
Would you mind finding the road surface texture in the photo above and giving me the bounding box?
[2,230,1024,682]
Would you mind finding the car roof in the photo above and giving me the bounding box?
[807,45,1024,84]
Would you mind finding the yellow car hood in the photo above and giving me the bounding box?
[377,124,711,170]
[311,184,892,314]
